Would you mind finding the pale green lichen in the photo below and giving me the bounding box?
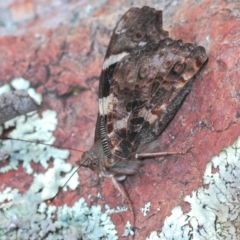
[0,110,71,175]
[58,198,117,240]
[0,78,79,195]
[0,84,11,95]
[122,221,134,237]
[11,77,42,104]
[0,191,117,240]
[11,77,30,89]
[30,165,79,200]
[0,78,118,239]
[147,135,240,240]
[105,204,128,214]
[27,88,42,105]
[0,187,19,203]
[141,202,151,217]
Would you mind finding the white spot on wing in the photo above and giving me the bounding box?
[99,97,109,115]
[139,41,146,46]
[115,28,127,34]
[103,52,129,70]
[99,98,103,115]
[116,117,127,129]
[115,19,127,35]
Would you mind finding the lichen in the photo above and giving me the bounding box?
[105,204,128,214]
[140,202,151,217]
[147,135,240,240]
[0,187,19,203]
[57,198,117,240]
[122,221,134,237]
[11,77,30,90]
[0,110,71,175]
[0,79,59,174]
[30,165,79,200]
[0,78,118,239]
[0,191,117,240]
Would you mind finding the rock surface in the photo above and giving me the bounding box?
[0,0,240,239]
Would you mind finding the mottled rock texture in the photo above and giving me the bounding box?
[1,0,240,239]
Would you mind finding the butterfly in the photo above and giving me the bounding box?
[0,6,208,230]
[75,6,208,225]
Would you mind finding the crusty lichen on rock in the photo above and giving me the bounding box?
[0,78,118,240]
[147,135,240,240]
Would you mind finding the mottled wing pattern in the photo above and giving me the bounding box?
[99,7,168,105]
[98,7,208,161]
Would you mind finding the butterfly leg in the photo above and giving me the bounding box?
[135,151,183,159]
[88,173,100,187]
[111,176,135,228]
[135,147,193,159]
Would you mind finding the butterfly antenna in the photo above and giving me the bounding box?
[0,136,84,153]
[50,158,89,202]
[50,165,82,202]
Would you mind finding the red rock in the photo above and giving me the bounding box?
[1,1,240,239]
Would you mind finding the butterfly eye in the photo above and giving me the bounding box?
[89,158,99,171]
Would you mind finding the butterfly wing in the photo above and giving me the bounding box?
[97,6,208,162]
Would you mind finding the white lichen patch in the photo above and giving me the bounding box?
[30,165,79,200]
[27,88,42,105]
[58,198,118,240]
[122,221,134,237]
[105,204,128,214]
[148,135,240,240]
[141,202,151,217]
[146,231,159,240]
[97,191,104,199]
[9,77,42,105]
[0,110,70,174]
[0,84,11,95]
[0,191,117,240]
[11,77,30,90]
[0,187,19,203]
[0,79,61,174]
[0,78,118,239]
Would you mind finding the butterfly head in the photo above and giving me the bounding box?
[77,139,110,173]
[79,150,100,172]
